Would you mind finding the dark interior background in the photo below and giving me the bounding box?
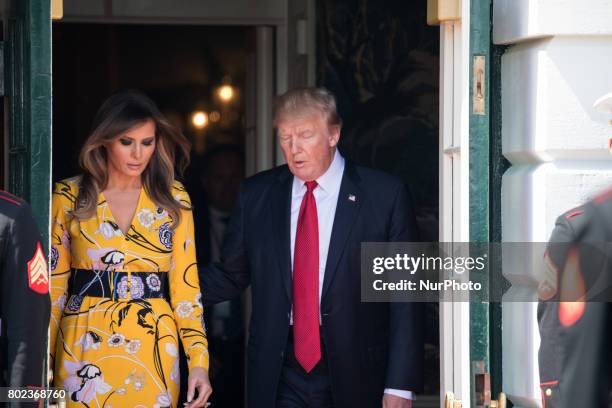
[52,23,252,186]
[317,0,440,398]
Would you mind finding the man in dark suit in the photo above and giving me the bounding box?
[200,87,423,407]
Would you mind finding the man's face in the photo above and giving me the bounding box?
[277,111,340,181]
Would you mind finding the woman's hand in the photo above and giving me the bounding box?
[184,366,212,408]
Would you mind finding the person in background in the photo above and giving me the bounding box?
[0,191,50,407]
[537,92,612,408]
[191,144,246,407]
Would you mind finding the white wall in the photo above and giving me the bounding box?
[494,1,612,407]
[493,0,612,45]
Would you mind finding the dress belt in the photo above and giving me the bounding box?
[67,268,170,301]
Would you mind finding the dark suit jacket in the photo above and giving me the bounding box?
[200,161,423,407]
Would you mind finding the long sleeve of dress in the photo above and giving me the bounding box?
[49,181,75,365]
[169,185,209,371]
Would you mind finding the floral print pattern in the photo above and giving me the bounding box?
[115,276,145,300]
[50,246,59,272]
[137,208,155,229]
[124,339,141,355]
[107,333,126,348]
[50,178,208,408]
[66,295,83,312]
[96,221,122,240]
[155,207,168,220]
[175,301,194,318]
[74,331,101,351]
[158,222,173,250]
[63,361,112,404]
[146,273,162,292]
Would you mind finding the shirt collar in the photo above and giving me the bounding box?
[292,149,345,196]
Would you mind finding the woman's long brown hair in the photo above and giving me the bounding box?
[74,90,191,228]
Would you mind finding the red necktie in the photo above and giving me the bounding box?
[293,180,321,372]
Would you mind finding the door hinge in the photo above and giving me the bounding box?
[474,360,507,408]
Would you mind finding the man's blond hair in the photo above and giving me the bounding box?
[273,87,343,130]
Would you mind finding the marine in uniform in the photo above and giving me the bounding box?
[537,205,587,407]
[537,92,612,407]
[0,190,50,394]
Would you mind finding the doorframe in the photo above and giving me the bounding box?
[438,0,502,406]
[438,0,472,405]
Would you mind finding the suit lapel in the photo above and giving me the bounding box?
[322,162,363,299]
[271,168,294,301]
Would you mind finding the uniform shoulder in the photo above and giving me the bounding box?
[0,190,30,222]
[550,189,612,240]
[591,187,612,214]
[585,187,612,229]
[550,202,592,237]
[0,190,26,207]
[557,204,586,223]
[0,192,38,242]
[548,204,586,243]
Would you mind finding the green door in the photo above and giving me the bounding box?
[469,0,507,406]
[4,0,52,249]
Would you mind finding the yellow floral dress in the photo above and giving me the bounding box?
[49,177,208,408]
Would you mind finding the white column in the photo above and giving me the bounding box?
[493,1,612,406]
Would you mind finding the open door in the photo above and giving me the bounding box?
[437,0,472,403]
[437,0,505,406]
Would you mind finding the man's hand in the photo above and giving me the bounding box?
[383,394,412,408]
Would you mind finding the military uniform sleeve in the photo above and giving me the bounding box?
[49,182,74,367]
[546,213,578,276]
[169,187,209,371]
[4,202,50,388]
[538,208,586,407]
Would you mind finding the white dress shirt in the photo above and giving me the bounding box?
[289,150,414,400]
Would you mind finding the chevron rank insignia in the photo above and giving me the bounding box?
[28,242,49,294]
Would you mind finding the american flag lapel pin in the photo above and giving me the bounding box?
[348,194,356,202]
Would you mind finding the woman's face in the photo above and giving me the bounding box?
[106,119,156,179]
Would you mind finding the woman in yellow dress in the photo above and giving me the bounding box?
[49,91,211,408]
